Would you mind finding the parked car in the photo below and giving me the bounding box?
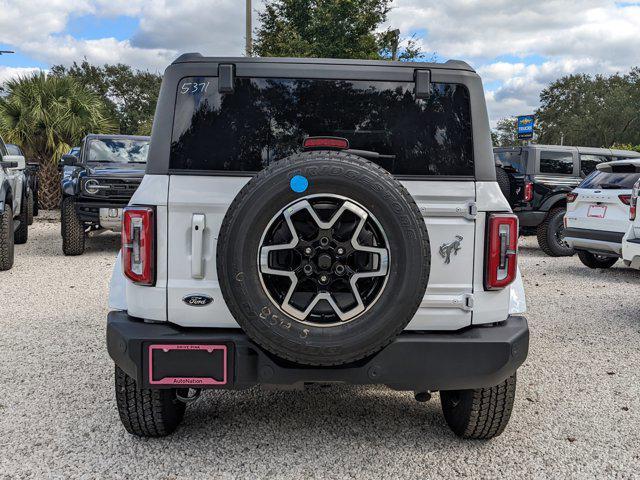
[622,176,640,269]
[107,54,529,439]
[59,134,149,256]
[6,144,38,222]
[494,145,640,257]
[0,136,29,270]
[563,159,640,268]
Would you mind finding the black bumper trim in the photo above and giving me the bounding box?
[563,227,624,244]
[515,210,546,227]
[107,311,529,392]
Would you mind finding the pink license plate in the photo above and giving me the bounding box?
[588,205,607,218]
[148,344,228,386]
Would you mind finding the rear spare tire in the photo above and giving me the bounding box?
[217,151,430,366]
[495,167,511,200]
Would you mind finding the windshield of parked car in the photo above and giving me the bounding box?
[87,138,149,164]
[579,170,640,190]
[6,144,22,156]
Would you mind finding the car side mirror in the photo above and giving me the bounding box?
[3,154,25,170]
[60,154,79,167]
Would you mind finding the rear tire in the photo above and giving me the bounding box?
[114,366,186,437]
[61,197,85,255]
[13,195,28,245]
[33,186,39,217]
[536,208,573,257]
[441,374,517,439]
[577,251,618,269]
[26,189,34,225]
[0,204,15,271]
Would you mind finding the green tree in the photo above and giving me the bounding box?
[536,69,640,147]
[50,61,162,135]
[493,117,520,146]
[0,73,116,208]
[253,0,423,61]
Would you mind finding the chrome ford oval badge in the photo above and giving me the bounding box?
[182,294,213,307]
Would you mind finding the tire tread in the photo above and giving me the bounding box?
[114,366,185,437]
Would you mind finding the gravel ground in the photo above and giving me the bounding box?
[1,213,639,479]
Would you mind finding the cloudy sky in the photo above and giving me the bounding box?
[1,0,639,126]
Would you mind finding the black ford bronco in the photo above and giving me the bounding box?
[107,55,529,439]
[494,144,640,256]
[60,134,149,255]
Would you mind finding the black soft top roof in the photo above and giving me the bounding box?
[172,53,474,72]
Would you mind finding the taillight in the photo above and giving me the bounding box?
[566,192,578,203]
[485,213,518,290]
[523,182,533,202]
[618,194,631,205]
[303,136,349,149]
[122,206,155,286]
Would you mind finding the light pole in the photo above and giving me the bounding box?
[246,0,252,56]
[390,29,400,61]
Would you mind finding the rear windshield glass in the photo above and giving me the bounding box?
[494,149,526,174]
[579,170,640,190]
[170,77,474,176]
[87,138,149,164]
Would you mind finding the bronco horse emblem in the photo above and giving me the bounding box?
[439,235,463,264]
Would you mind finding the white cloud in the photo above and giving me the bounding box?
[20,36,176,72]
[0,66,42,85]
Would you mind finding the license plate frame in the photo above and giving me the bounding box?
[588,204,607,218]
[148,344,229,386]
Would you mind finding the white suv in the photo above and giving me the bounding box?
[622,177,640,269]
[107,55,528,439]
[564,159,640,268]
[0,136,29,270]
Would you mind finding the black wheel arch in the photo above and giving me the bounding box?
[540,193,568,213]
[0,180,12,214]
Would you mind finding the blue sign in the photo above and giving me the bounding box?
[517,115,535,140]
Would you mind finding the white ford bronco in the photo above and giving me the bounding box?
[107,55,529,439]
[0,135,29,271]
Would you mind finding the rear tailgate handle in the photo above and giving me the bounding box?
[191,214,206,279]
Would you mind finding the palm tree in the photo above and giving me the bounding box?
[0,73,116,209]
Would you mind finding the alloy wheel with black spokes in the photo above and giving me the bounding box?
[258,194,390,327]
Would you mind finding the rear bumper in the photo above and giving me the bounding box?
[107,311,529,392]
[516,210,546,227]
[622,236,640,268]
[74,201,128,228]
[563,227,624,256]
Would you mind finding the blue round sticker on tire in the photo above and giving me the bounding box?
[290,175,309,193]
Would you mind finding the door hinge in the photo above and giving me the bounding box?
[421,293,474,311]
[420,201,477,220]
